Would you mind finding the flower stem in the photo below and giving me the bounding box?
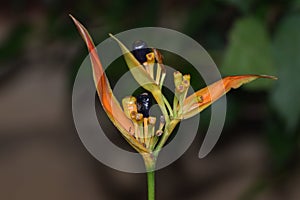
[143,153,156,200]
[147,170,155,200]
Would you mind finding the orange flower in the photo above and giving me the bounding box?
[70,15,276,156]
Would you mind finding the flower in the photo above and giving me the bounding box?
[70,14,276,162]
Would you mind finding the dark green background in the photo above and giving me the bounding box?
[0,0,299,199]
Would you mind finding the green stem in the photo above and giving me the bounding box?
[142,119,180,200]
[147,170,155,200]
[163,95,173,117]
[143,153,156,200]
[154,119,181,154]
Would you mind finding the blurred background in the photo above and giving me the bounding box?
[0,0,300,199]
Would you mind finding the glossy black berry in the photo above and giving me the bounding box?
[136,93,152,118]
[132,40,151,63]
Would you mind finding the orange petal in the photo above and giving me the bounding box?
[70,15,148,153]
[182,75,277,119]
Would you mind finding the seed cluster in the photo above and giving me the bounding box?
[122,40,193,150]
[122,94,165,150]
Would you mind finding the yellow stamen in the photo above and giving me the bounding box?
[146,52,155,79]
[122,96,137,119]
[143,118,149,145]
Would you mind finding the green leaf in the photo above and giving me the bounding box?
[292,0,300,10]
[271,14,300,132]
[222,17,276,90]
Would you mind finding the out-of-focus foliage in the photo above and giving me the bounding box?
[272,14,300,132]
[0,23,30,62]
[222,17,275,89]
[220,0,256,13]
[215,0,300,175]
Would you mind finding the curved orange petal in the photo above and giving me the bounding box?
[70,15,148,153]
[182,75,277,119]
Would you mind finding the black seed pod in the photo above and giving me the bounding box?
[136,92,152,118]
[132,40,151,63]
